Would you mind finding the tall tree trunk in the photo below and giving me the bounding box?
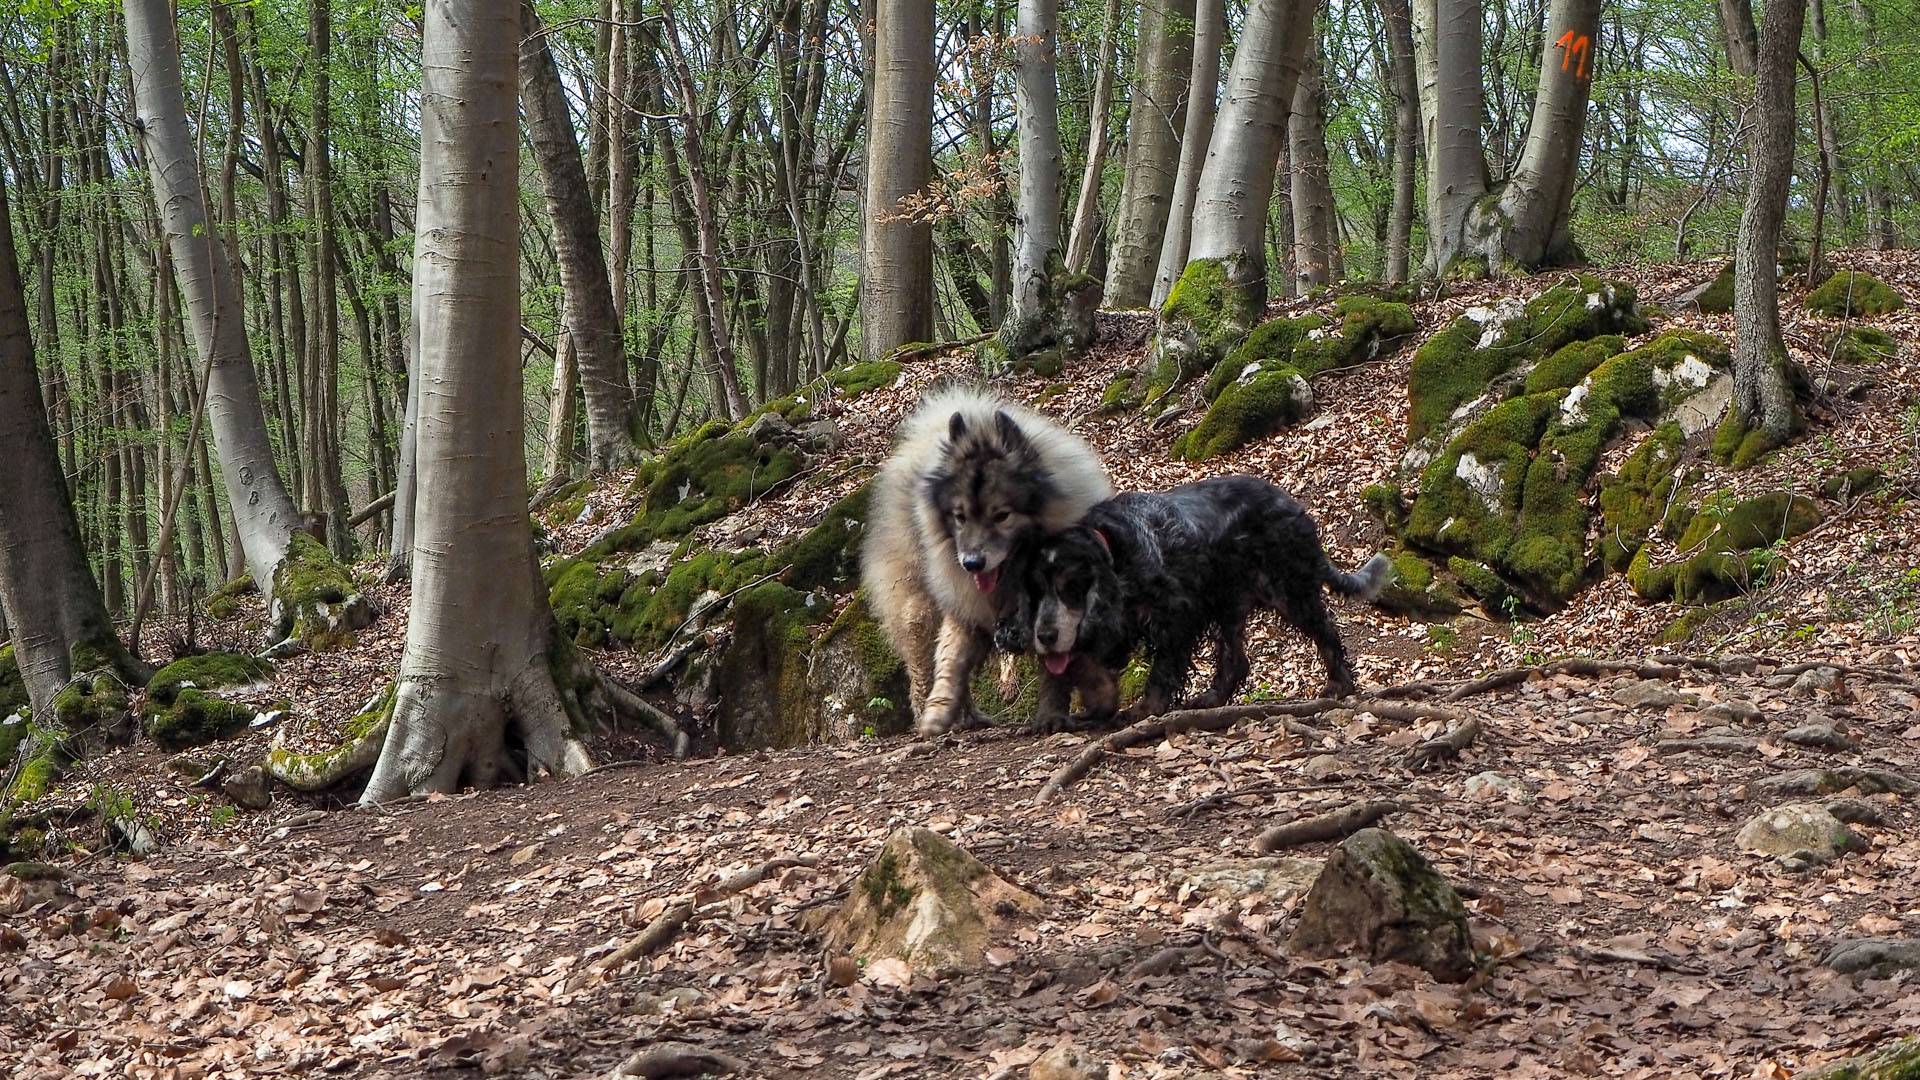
[999,0,1094,359]
[654,0,749,420]
[1142,0,1312,395]
[1065,0,1123,274]
[1421,0,1488,275]
[1106,0,1195,306]
[1289,39,1341,292]
[1378,0,1419,282]
[363,0,593,804]
[0,171,146,790]
[862,0,936,359]
[124,0,356,639]
[1728,0,1806,461]
[520,2,639,469]
[1152,0,1225,308]
[1717,0,1759,77]
[305,0,354,557]
[1462,0,1601,270]
[1846,0,1897,248]
[543,336,581,479]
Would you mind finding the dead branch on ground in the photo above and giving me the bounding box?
[1402,716,1483,771]
[587,856,818,981]
[1036,701,1337,803]
[1254,799,1404,853]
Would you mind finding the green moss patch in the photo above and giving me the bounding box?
[1406,276,1647,442]
[1524,336,1625,394]
[147,653,272,705]
[830,360,902,399]
[1403,330,1728,605]
[206,573,256,620]
[266,683,393,791]
[1694,261,1734,314]
[1822,466,1885,500]
[1177,297,1416,461]
[271,533,365,649]
[1596,423,1692,570]
[1807,271,1906,317]
[1830,325,1898,365]
[1629,492,1822,605]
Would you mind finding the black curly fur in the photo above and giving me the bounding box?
[998,475,1391,729]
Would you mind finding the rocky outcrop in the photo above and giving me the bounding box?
[1287,828,1474,982]
[824,826,1042,975]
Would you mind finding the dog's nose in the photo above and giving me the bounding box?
[960,553,986,572]
[1036,626,1057,647]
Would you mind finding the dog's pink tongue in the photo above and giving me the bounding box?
[1042,652,1072,676]
[971,567,1000,593]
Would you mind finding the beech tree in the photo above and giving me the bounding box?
[1151,0,1226,307]
[998,0,1097,360]
[520,2,640,471]
[1142,0,1315,392]
[123,0,362,643]
[1418,0,1602,274]
[1377,0,1420,282]
[361,0,593,803]
[861,0,936,359]
[0,171,147,797]
[1289,40,1342,291]
[1105,0,1195,307]
[1724,0,1808,464]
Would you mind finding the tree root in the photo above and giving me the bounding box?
[1036,701,1337,803]
[610,1041,746,1078]
[1254,799,1404,853]
[594,670,690,758]
[1440,659,1683,702]
[586,856,817,981]
[1402,716,1482,771]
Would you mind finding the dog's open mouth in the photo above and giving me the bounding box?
[970,567,1001,593]
[1041,652,1072,676]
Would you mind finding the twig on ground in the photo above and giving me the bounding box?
[1254,799,1404,853]
[1036,701,1338,803]
[588,856,819,981]
[1569,942,1706,976]
[1402,716,1483,771]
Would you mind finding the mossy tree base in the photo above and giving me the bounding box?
[1117,257,1264,412]
[266,684,395,791]
[270,532,374,650]
[993,258,1100,370]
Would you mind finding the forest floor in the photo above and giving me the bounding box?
[6,252,1920,1079]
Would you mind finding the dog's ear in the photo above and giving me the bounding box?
[994,410,1032,456]
[949,412,968,443]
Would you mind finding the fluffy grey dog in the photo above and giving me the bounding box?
[862,386,1113,735]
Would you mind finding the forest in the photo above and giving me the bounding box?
[4,0,1920,1074]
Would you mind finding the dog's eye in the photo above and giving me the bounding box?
[992,510,1011,524]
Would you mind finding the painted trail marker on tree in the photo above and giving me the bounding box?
[1557,30,1593,81]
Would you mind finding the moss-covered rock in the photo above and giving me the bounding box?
[1174,368,1314,461]
[0,647,25,769]
[1829,325,1898,365]
[1656,603,1723,645]
[1807,271,1906,317]
[806,593,914,741]
[1596,423,1692,570]
[205,573,256,621]
[1403,330,1728,605]
[5,732,64,802]
[271,532,370,650]
[1371,551,1466,618]
[1822,466,1885,500]
[1798,1034,1920,1079]
[1693,261,1734,314]
[142,652,275,752]
[1523,336,1625,394]
[711,582,830,748]
[1629,492,1822,604]
[1405,277,1647,443]
[830,360,902,399]
[52,673,129,737]
[147,653,272,706]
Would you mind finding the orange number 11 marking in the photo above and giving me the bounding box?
[1557,30,1593,81]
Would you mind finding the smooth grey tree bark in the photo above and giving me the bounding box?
[1289,40,1341,292]
[1151,0,1225,308]
[1000,0,1095,358]
[0,171,147,788]
[362,0,593,803]
[1106,0,1195,306]
[1717,0,1759,76]
[861,0,936,359]
[1461,0,1602,269]
[123,0,300,592]
[1728,0,1807,460]
[521,2,639,471]
[1378,0,1420,281]
[1419,0,1487,275]
[1065,0,1122,274]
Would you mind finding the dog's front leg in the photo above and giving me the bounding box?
[1030,668,1073,732]
[919,617,990,735]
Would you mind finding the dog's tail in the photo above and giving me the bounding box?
[1326,553,1393,600]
